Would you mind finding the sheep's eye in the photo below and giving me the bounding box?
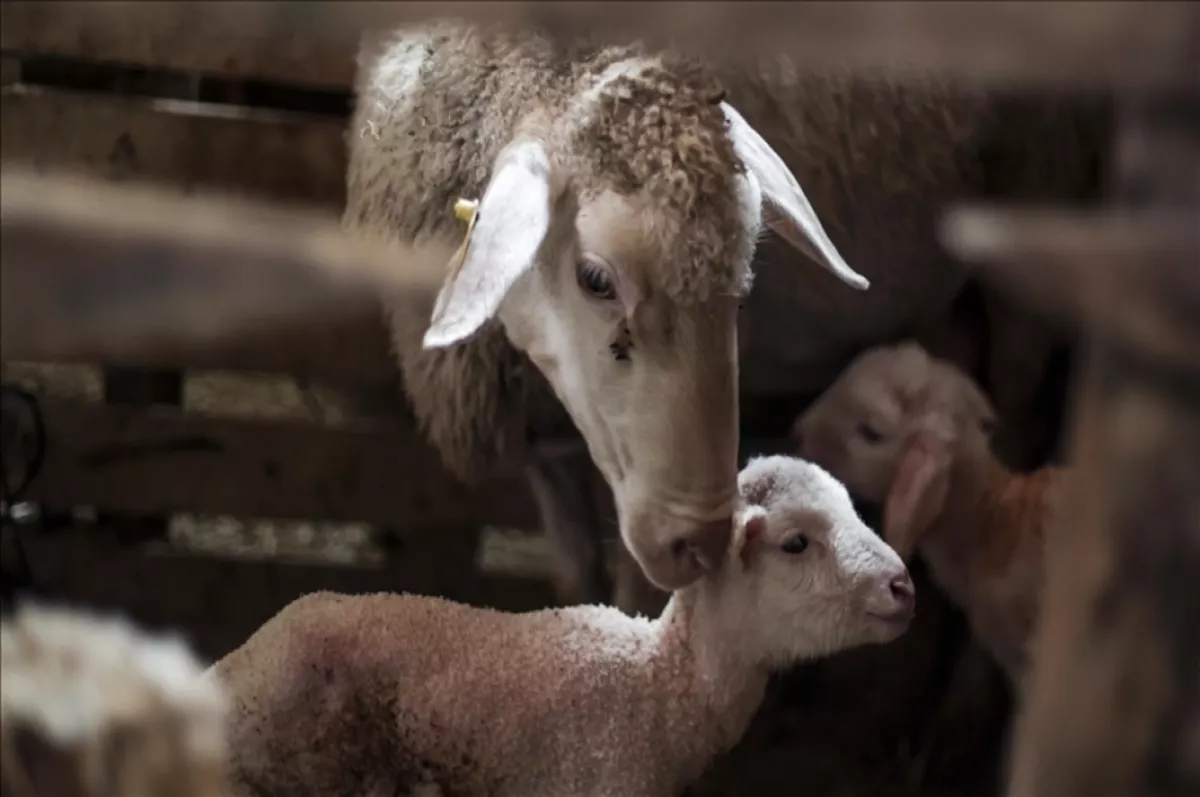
[857,422,884,444]
[577,260,617,301]
[781,535,809,555]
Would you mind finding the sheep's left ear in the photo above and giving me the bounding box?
[731,505,768,565]
[720,101,869,291]
[883,430,953,560]
[423,139,565,349]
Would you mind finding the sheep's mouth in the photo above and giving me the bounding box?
[866,607,915,636]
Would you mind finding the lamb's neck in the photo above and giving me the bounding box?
[922,447,1040,604]
[651,584,770,763]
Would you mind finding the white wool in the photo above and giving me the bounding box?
[0,603,227,759]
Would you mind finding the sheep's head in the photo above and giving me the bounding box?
[420,55,869,592]
[792,342,997,558]
[725,456,915,666]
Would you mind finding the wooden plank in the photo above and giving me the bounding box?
[941,206,1200,378]
[0,1,362,90]
[1,1,1195,90]
[1,86,347,207]
[0,56,18,87]
[0,92,399,386]
[21,398,538,532]
[3,526,557,662]
[1002,91,1200,796]
[0,170,449,387]
[97,366,185,544]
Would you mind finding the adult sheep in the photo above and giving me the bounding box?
[345,23,871,597]
[347,24,1107,610]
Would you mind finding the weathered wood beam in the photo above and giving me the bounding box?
[20,398,537,532]
[947,93,1200,797]
[1,86,348,208]
[0,87,398,388]
[0,170,451,370]
[2,1,1195,91]
[942,207,1200,382]
[1,526,557,662]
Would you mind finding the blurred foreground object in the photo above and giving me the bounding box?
[0,169,454,366]
[0,1,1194,90]
[0,603,229,797]
[945,87,1200,796]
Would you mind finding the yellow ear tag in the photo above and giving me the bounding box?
[446,198,480,281]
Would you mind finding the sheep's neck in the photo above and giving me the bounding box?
[920,448,1057,675]
[653,585,770,767]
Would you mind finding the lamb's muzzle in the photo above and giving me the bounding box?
[862,567,917,628]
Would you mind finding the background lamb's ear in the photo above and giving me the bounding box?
[883,430,953,560]
[423,140,561,349]
[720,101,869,292]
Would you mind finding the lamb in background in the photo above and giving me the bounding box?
[793,342,1067,684]
[211,456,915,797]
[0,603,229,797]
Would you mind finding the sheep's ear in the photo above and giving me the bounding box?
[883,431,952,560]
[423,140,561,349]
[720,101,869,292]
[731,504,768,565]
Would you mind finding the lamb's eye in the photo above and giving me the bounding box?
[577,260,617,301]
[781,535,809,555]
[857,422,884,444]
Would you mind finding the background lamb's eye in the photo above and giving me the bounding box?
[577,260,617,300]
[781,535,809,555]
[856,422,884,444]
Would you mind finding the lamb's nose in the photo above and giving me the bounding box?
[889,572,916,615]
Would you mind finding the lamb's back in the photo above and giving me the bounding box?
[216,592,669,796]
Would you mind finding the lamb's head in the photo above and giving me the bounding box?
[421,53,868,592]
[792,342,997,558]
[719,456,915,666]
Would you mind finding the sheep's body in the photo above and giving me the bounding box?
[0,603,228,797]
[346,24,577,480]
[212,456,914,797]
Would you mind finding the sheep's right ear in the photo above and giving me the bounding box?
[732,505,768,565]
[883,431,952,560]
[720,101,869,292]
[423,140,563,349]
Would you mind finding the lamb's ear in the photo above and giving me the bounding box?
[732,504,768,565]
[423,140,562,349]
[883,430,952,560]
[720,101,868,291]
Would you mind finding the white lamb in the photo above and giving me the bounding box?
[211,455,915,797]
